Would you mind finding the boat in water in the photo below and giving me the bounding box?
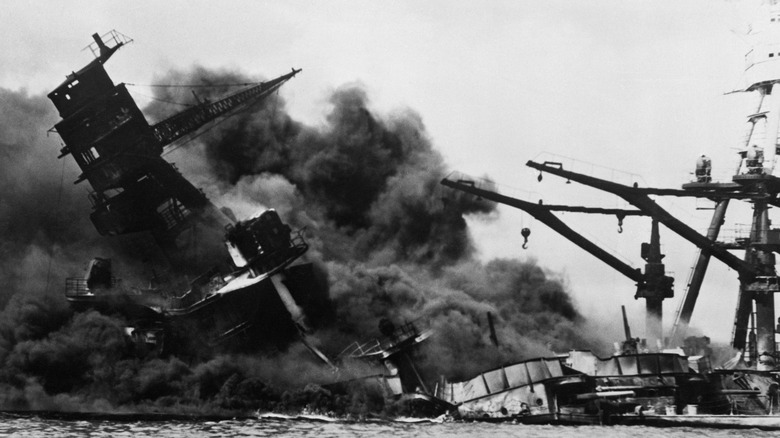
[48,31,329,359]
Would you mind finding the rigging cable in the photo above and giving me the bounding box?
[129,90,194,107]
[126,81,268,110]
[126,81,261,88]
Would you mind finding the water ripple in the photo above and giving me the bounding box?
[1,415,780,438]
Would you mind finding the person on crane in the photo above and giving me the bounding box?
[695,154,712,183]
[746,144,764,174]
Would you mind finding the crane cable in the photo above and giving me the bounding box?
[126,82,261,88]
[128,90,195,107]
[126,81,266,109]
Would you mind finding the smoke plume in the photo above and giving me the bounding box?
[150,68,594,376]
[0,66,595,416]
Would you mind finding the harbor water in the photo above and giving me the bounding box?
[1,414,778,438]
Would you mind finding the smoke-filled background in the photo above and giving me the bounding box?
[0,63,600,414]
[0,0,764,415]
[151,67,599,374]
[1,0,767,349]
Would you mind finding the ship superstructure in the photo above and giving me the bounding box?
[49,32,300,276]
[48,31,327,358]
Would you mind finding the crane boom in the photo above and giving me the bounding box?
[440,176,645,284]
[442,173,678,346]
[151,68,302,148]
[526,160,757,278]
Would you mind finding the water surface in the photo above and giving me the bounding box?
[2,413,779,438]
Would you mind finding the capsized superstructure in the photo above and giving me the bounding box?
[48,31,327,358]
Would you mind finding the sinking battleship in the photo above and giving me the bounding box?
[48,31,329,358]
[435,0,780,429]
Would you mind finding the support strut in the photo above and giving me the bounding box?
[526,160,756,279]
[669,199,729,346]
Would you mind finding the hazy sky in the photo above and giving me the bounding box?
[1,1,769,343]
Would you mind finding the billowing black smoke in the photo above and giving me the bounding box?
[0,89,107,308]
[0,66,595,415]
[149,68,593,376]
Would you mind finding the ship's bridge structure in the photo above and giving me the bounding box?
[48,31,301,277]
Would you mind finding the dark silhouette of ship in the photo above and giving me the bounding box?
[49,31,328,358]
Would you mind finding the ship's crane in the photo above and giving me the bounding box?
[525,160,780,363]
[441,174,673,348]
[442,151,780,356]
[440,176,646,281]
[525,160,758,278]
[151,67,301,149]
[445,153,780,366]
[440,2,780,371]
[515,0,780,368]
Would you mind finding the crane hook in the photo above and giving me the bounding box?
[616,214,625,234]
[537,172,543,182]
[521,227,531,249]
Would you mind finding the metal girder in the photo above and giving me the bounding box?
[731,197,776,351]
[440,177,645,284]
[534,204,646,216]
[526,160,757,278]
[152,68,302,149]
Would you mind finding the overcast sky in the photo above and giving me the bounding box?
[1,0,770,343]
